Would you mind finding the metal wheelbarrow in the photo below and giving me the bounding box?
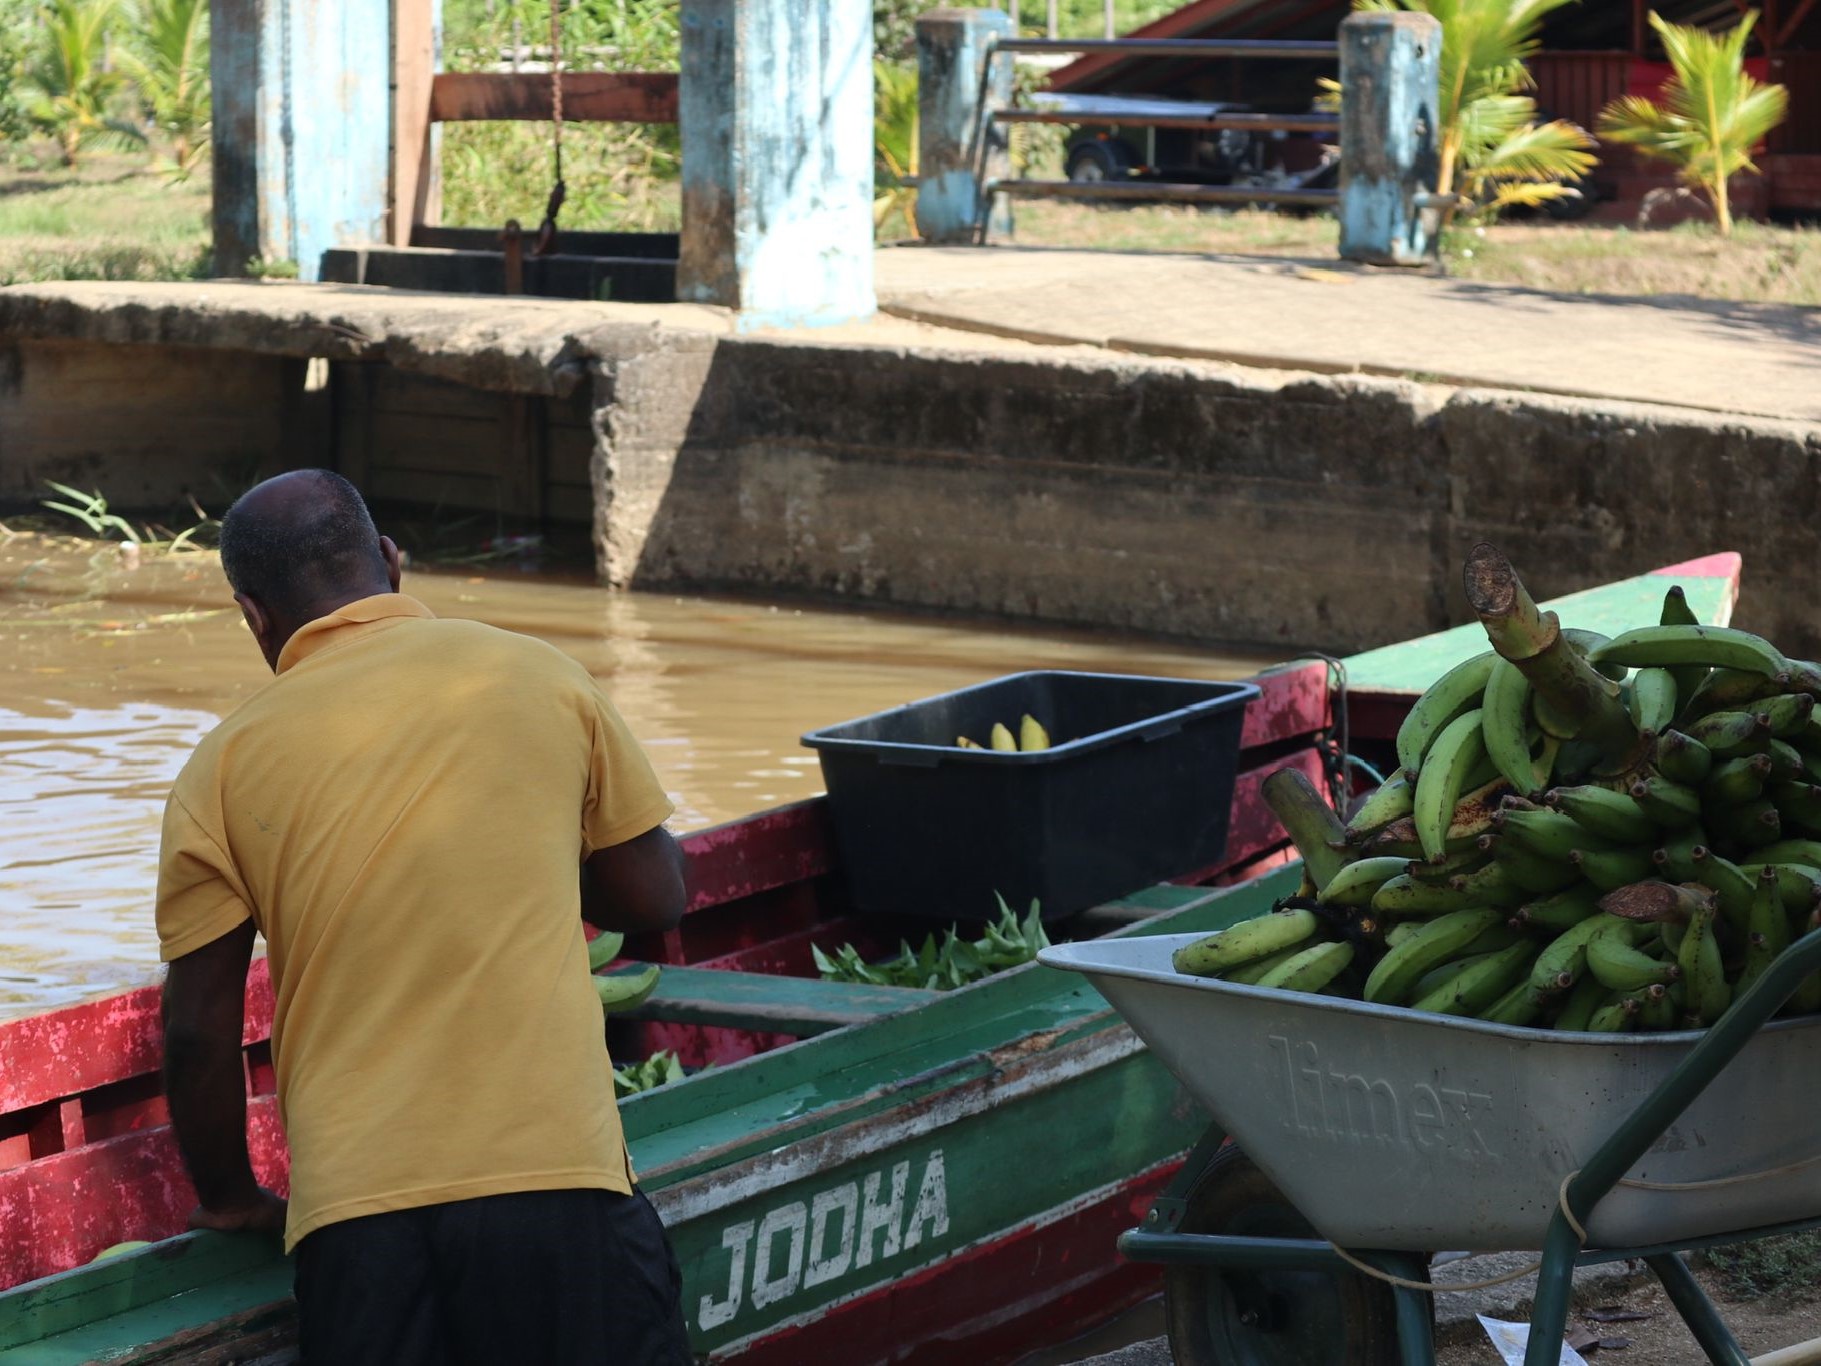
[1040,925,1821,1366]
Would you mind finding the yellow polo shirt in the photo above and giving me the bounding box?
[155,593,672,1250]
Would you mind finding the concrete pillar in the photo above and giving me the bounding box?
[210,0,400,279]
[677,0,876,328]
[914,9,1014,244]
[1337,11,1443,267]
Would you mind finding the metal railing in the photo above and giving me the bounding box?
[973,35,1341,238]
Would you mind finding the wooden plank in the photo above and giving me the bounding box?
[428,71,679,124]
[388,0,439,243]
[1239,660,1328,750]
[614,965,938,1036]
[678,801,837,914]
[0,1097,287,1299]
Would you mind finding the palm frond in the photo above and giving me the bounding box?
[1471,118,1597,184]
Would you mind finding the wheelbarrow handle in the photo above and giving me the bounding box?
[1566,924,1821,1221]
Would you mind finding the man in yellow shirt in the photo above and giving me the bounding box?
[156,469,692,1364]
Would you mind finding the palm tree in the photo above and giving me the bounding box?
[1354,0,1597,218]
[21,0,140,166]
[1597,10,1787,237]
[123,0,210,176]
[874,61,918,238]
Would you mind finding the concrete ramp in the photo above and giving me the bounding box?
[875,245,1821,424]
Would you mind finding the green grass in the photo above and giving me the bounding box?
[1702,1229,1821,1299]
[0,153,211,284]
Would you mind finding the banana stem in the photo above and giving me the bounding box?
[1463,543,1641,768]
[1261,767,1350,894]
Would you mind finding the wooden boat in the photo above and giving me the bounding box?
[0,555,1741,1364]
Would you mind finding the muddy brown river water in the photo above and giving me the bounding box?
[0,533,1277,1019]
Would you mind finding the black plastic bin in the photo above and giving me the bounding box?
[801,671,1259,924]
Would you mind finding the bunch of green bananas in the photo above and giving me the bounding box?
[588,929,662,1014]
[957,714,1051,752]
[1173,573,1821,1034]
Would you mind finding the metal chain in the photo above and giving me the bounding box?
[534,0,567,255]
[548,0,563,187]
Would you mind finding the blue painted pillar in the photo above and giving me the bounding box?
[914,8,1013,244]
[677,0,875,328]
[1337,11,1443,267]
[210,0,395,280]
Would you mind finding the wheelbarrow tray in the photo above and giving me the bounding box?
[1041,932,1821,1252]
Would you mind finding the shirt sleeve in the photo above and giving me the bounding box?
[156,790,255,962]
[580,684,675,855]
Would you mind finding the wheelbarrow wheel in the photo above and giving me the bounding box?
[1164,1142,1424,1366]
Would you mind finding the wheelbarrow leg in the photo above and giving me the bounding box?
[1645,1253,1749,1366]
[1522,1217,1582,1366]
[1378,1253,1436,1366]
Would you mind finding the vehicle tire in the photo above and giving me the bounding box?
[1066,140,1132,183]
[1163,1142,1425,1366]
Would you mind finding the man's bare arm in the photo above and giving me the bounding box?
[161,920,285,1233]
[581,825,688,934]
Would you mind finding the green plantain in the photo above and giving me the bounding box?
[1655,729,1714,786]
[1703,753,1772,805]
[1678,900,1731,1025]
[595,964,662,1013]
[1396,652,1496,778]
[1512,884,1602,933]
[1551,971,1609,1031]
[1411,939,1537,1016]
[1591,624,1787,677]
[1626,667,1679,736]
[1481,658,1541,795]
[1255,940,1356,994]
[1569,844,1655,892]
[1317,856,1411,907]
[1629,774,1702,828]
[1413,710,1488,861]
[1736,866,1791,997]
[1364,907,1504,1006]
[1547,784,1655,845]
[1686,709,1774,758]
[1586,914,1681,991]
[1345,769,1416,839]
[1530,911,1612,993]
[1174,908,1320,977]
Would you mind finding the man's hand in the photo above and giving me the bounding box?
[189,1187,288,1236]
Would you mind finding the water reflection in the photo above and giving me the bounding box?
[0,534,1276,1017]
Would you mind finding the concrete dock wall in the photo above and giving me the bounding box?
[593,338,1821,655]
[3,283,1819,656]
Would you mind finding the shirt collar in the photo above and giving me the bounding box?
[275,593,435,675]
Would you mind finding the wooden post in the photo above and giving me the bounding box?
[1337,10,1443,267]
[676,0,876,326]
[914,8,1014,244]
[390,0,442,243]
[1103,0,1115,39]
[210,0,393,278]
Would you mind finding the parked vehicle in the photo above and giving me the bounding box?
[1040,93,1338,193]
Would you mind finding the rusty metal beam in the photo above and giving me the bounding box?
[428,71,679,123]
[1779,0,1819,46]
[985,178,1338,207]
[993,109,1338,133]
[996,36,1336,59]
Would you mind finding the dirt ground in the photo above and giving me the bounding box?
[1435,1262,1821,1364]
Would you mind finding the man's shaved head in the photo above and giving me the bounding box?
[218,471,401,671]
[219,470,391,620]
